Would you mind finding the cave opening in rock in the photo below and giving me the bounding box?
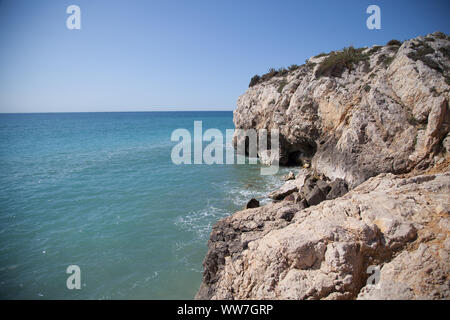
[285,142,317,166]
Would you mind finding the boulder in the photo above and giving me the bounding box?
[268,180,298,200]
[326,178,348,200]
[269,168,310,200]
[305,185,327,206]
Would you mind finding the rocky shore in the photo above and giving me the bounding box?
[196,32,450,300]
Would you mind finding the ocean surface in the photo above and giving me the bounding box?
[0,112,289,299]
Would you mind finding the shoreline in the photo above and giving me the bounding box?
[196,31,450,300]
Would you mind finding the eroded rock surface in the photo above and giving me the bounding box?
[197,32,450,300]
[233,32,450,188]
[196,172,450,300]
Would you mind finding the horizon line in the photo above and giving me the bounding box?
[0,109,236,114]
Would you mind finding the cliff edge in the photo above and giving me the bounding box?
[197,32,450,300]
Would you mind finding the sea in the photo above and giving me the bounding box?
[0,111,289,299]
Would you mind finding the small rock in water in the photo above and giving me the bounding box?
[245,198,259,209]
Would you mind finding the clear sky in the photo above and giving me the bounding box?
[0,0,449,113]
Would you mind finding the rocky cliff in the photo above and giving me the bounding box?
[197,32,450,300]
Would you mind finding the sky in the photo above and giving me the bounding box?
[0,0,449,113]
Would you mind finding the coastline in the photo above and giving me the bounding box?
[196,31,450,300]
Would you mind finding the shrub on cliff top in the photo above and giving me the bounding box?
[315,46,369,78]
[260,68,278,81]
[433,31,447,40]
[249,75,261,87]
[314,52,328,58]
[377,54,395,68]
[277,68,289,76]
[249,65,300,87]
[387,39,402,46]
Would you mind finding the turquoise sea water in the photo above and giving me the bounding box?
[0,112,288,299]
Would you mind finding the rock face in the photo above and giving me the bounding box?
[196,172,450,300]
[358,242,450,299]
[197,32,450,300]
[233,32,450,188]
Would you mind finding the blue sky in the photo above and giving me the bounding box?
[0,0,449,113]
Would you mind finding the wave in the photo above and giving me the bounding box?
[174,205,230,240]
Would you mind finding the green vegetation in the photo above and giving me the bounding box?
[377,54,395,67]
[407,41,441,72]
[407,115,418,126]
[249,75,261,87]
[410,41,434,54]
[315,46,370,78]
[248,68,278,87]
[387,39,402,46]
[434,32,447,40]
[314,52,327,58]
[387,45,401,53]
[247,62,307,87]
[364,84,371,92]
[439,46,450,59]
[277,67,288,76]
[367,46,382,55]
[247,34,448,87]
[278,79,287,93]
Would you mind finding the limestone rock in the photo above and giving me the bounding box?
[268,169,310,200]
[268,180,298,200]
[357,243,450,300]
[233,32,450,188]
[284,171,296,181]
[196,172,450,300]
[197,32,450,301]
[326,178,348,200]
[305,185,327,206]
